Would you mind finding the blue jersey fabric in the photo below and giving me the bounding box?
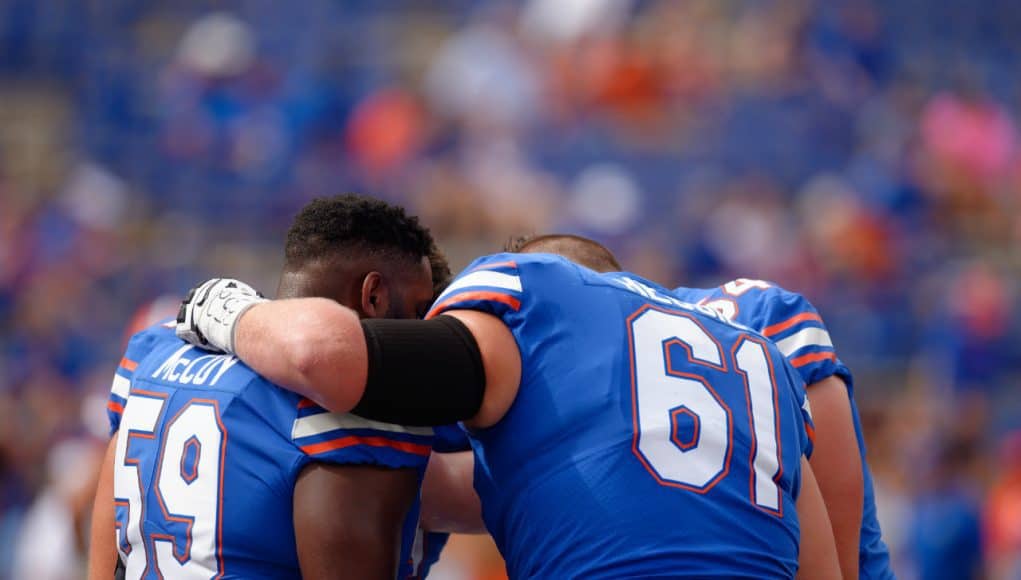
[672,279,895,580]
[107,322,433,579]
[408,424,471,579]
[428,254,815,579]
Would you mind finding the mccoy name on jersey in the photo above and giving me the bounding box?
[107,322,433,579]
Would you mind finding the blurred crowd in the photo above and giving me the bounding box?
[1,0,1020,578]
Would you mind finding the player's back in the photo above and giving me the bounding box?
[672,280,894,579]
[108,323,431,578]
[427,254,814,579]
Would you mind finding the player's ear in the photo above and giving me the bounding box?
[360,271,390,319]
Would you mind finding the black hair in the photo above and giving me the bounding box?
[504,233,622,273]
[428,242,453,299]
[285,194,435,269]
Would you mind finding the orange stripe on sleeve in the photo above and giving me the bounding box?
[297,398,317,410]
[762,312,823,337]
[120,357,138,372]
[470,260,517,272]
[107,400,124,414]
[805,421,816,446]
[790,351,836,368]
[426,291,521,320]
[301,435,432,457]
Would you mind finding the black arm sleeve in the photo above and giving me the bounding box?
[352,315,486,426]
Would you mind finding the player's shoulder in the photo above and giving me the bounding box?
[429,252,586,319]
[677,279,823,330]
[460,252,583,281]
[727,278,819,315]
[468,251,571,267]
[683,279,849,386]
[127,320,269,396]
[112,320,305,440]
[109,321,181,431]
[123,317,178,360]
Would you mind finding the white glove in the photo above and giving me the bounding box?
[176,278,267,353]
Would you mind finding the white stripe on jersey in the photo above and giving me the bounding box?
[111,374,131,399]
[775,327,833,357]
[435,270,522,303]
[410,527,426,574]
[291,413,434,440]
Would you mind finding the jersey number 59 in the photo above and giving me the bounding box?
[628,307,784,514]
[113,391,226,579]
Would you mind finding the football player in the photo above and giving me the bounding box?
[176,235,841,578]
[670,278,891,579]
[421,233,892,579]
[88,195,443,579]
[504,235,893,579]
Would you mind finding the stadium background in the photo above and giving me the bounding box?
[0,0,1019,578]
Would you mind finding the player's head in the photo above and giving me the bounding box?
[505,233,622,273]
[278,194,438,319]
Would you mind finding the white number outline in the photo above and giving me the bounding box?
[697,297,738,321]
[695,279,774,321]
[628,305,786,515]
[722,278,772,296]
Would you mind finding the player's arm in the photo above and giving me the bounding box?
[420,451,485,534]
[293,463,419,580]
[234,297,370,414]
[87,434,119,580]
[806,375,863,580]
[178,280,521,428]
[728,283,862,578]
[796,457,841,580]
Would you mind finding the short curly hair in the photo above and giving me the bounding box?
[428,242,453,299]
[285,194,435,268]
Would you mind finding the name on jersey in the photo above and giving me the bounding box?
[151,344,240,387]
[612,276,752,332]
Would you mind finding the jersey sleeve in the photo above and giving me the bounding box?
[107,357,132,435]
[720,281,854,392]
[107,321,174,435]
[291,398,434,469]
[425,253,574,367]
[433,424,472,453]
[776,354,816,460]
[426,254,525,321]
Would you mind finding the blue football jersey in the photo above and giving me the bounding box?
[673,279,894,580]
[107,321,433,579]
[427,254,815,579]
